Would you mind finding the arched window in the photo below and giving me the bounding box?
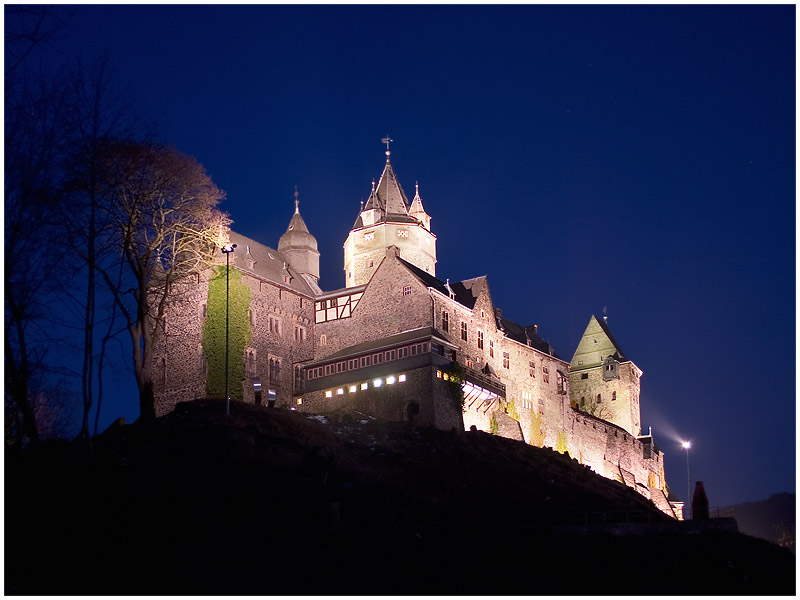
[597,393,602,404]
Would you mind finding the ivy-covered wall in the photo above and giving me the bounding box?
[202,266,252,400]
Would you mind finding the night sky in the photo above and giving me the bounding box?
[14,4,795,507]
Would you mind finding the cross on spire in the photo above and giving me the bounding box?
[381,135,393,160]
[294,186,299,213]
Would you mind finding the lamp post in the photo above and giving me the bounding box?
[682,440,691,519]
[221,243,237,416]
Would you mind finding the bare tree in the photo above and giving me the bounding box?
[97,142,228,423]
[575,396,613,421]
[4,64,73,448]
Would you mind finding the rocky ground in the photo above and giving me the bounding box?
[5,399,795,595]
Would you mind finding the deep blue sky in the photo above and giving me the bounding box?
[15,4,795,506]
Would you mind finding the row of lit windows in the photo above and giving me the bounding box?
[324,374,407,397]
[307,342,430,380]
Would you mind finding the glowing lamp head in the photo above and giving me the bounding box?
[221,243,237,253]
[682,441,692,449]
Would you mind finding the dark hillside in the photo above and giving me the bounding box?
[6,400,795,595]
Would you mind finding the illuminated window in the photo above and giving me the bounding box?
[373,378,383,388]
[297,398,303,405]
[349,385,357,393]
[398,374,406,382]
[503,352,510,369]
[325,390,333,398]
[442,311,449,332]
[466,358,473,368]
[386,376,396,385]
[364,232,374,242]
[361,382,369,390]
[397,230,409,238]
[436,370,442,378]
[403,286,412,296]
[477,330,484,350]
[461,322,467,341]
[337,388,344,395]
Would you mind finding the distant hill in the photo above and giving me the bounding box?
[721,493,796,553]
[5,400,795,595]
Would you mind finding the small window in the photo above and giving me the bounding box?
[294,325,305,342]
[293,365,304,393]
[360,356,371,368]
[336,362,344,373]
[201,303,207,318]
[348,359,358,370]
[368,260,374,268]
[269,357,281,384]
[269,316,281,335]
[489,340,494,358]
[581,373,588,380]
[325,364,333,376]
[461,322,467,341]
[373,353,383,364]
[385,349,396,361]
[556,371,567,395]
[397,230,409,238]
[245,349,257,379]
[597,393,602,403]
[398,347,408,359]
[529,360,535,378]
[612,391,617,401]
[542,366,549,383]
[503,352,510,369]
[477,330,484,350]
[403,286,412,296]
[320,334,327,346]
[364,232,374,241]
[442,311,449,332]
[466,358,473,368]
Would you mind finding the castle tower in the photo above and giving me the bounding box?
[343,142,436,287]
[568,315,642,436]
[278,188,320,285]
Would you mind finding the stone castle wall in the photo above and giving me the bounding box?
[569,362,642,436]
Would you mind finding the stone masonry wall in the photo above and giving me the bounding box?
[569,362,641,436]
[315,248,433,361]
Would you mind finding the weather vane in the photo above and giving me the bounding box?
[381,135,393,158]
[294,186,299,213]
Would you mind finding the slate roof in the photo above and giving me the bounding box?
[396,257,560,358]
[311,327,456,364]
[278,208,318,252]
[225,230,317,297]
[595,316,627,361]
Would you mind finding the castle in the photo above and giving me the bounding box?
[153,143,683,519]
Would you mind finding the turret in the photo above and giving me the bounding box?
[278,188,320,285]
[343,140,437,287]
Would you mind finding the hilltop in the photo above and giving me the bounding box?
[6,400,795,595]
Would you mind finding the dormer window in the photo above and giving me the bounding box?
[364,232,374,242]
[602,356,620,381]
[397,230,409,238]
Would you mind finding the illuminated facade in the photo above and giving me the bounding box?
[152,145,681,518]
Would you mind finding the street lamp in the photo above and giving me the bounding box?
[682,440,691,519]
[221,242,237,416]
